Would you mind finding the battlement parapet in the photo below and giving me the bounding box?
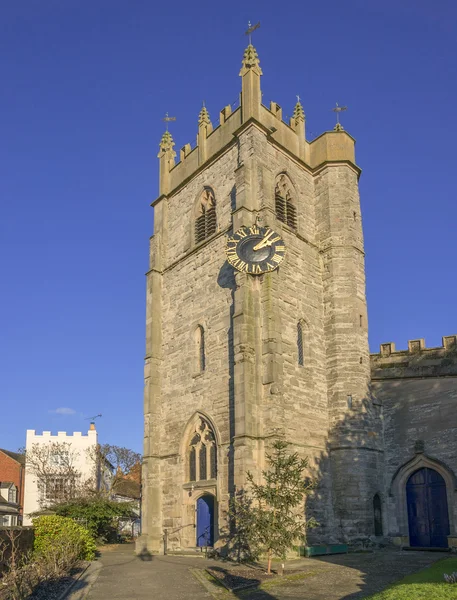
[371,335,457,379]
[26,429,97,439]
[156,44,358,198]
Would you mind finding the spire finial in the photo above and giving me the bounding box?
[332,103,347,131]
[198,102,211,126]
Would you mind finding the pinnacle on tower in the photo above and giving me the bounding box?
[334,122,344,132]
[292,99,305,123]
[159,130,175,153]
[239,44,263,76]
[198,104,211,126]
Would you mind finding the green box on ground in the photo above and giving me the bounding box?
[297,544,348,557]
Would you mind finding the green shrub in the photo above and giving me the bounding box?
[53,498,136,543]
[33,515,96,561]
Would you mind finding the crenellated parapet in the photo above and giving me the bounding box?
[371,335,457,379]
[155,43,358,199]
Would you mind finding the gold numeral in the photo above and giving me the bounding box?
[275,245,285,252]
[249,225,259,235]
[238,229,247,238]
[252,264,262,274]
[267,263,275,270]
[271,254,282,263]
[238,261,248,271]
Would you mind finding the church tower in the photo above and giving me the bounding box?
[138,42,383,554]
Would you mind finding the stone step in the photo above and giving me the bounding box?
[402,546,451,552]
[166,548,210,557]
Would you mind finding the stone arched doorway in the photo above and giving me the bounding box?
[406,467,450,548]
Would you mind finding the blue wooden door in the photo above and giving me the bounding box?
[407,468,449,548]
[196,495,214,547]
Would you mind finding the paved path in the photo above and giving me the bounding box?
[70,544,445,600]
[79,544,215,600]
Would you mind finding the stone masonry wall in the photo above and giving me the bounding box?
[371,337,457,542]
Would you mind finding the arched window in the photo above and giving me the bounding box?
[373,494,383,536]
[275,174,297,229]
[188,417,217,482]
[297,322,304,366]
[195,188,217,243]
[195,325,205,373]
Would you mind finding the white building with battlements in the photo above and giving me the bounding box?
[23,424,98,525]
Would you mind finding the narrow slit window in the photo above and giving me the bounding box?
[297,322,304,366]
[195,326,206,373]
[373,494,383,536]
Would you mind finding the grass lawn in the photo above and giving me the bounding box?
[364,557,457,599]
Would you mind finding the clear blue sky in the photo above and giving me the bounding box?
[1,1,456,453]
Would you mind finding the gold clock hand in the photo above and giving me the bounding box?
[253,231,274,251]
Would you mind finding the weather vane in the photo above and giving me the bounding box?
[163,112,177,131]
[332,103,347,128]
[86,414,102,421]
[245,21,260,45]
[296,95,301,103]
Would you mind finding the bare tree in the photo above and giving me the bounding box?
[96,445,141,497]
[25,442,82,508]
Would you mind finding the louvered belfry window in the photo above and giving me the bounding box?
[275,174,297,229]
[195,188,217,243]
[188,418,218,482]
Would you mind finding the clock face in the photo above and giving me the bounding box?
[226,225,286,274]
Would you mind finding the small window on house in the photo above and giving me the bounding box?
[275,174,297,229]
[195,325,206,373]
[8,486,17,503]
[188,418,217,482]
[297,322,304,366]
[195,188,217,243]
[373,494,383,536]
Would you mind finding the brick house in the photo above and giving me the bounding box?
[0,449,25,526]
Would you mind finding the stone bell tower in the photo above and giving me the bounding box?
[137,41,383,555]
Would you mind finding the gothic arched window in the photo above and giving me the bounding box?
[188,418,217,482]
[275,174,297,229]
[195,325,206,373]
[195,188,217,243]
[373,493,383,536]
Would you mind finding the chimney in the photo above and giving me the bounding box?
[89,422,96,431]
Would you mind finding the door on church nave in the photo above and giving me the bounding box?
[196,494,214,547]
[406,467,450,548]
